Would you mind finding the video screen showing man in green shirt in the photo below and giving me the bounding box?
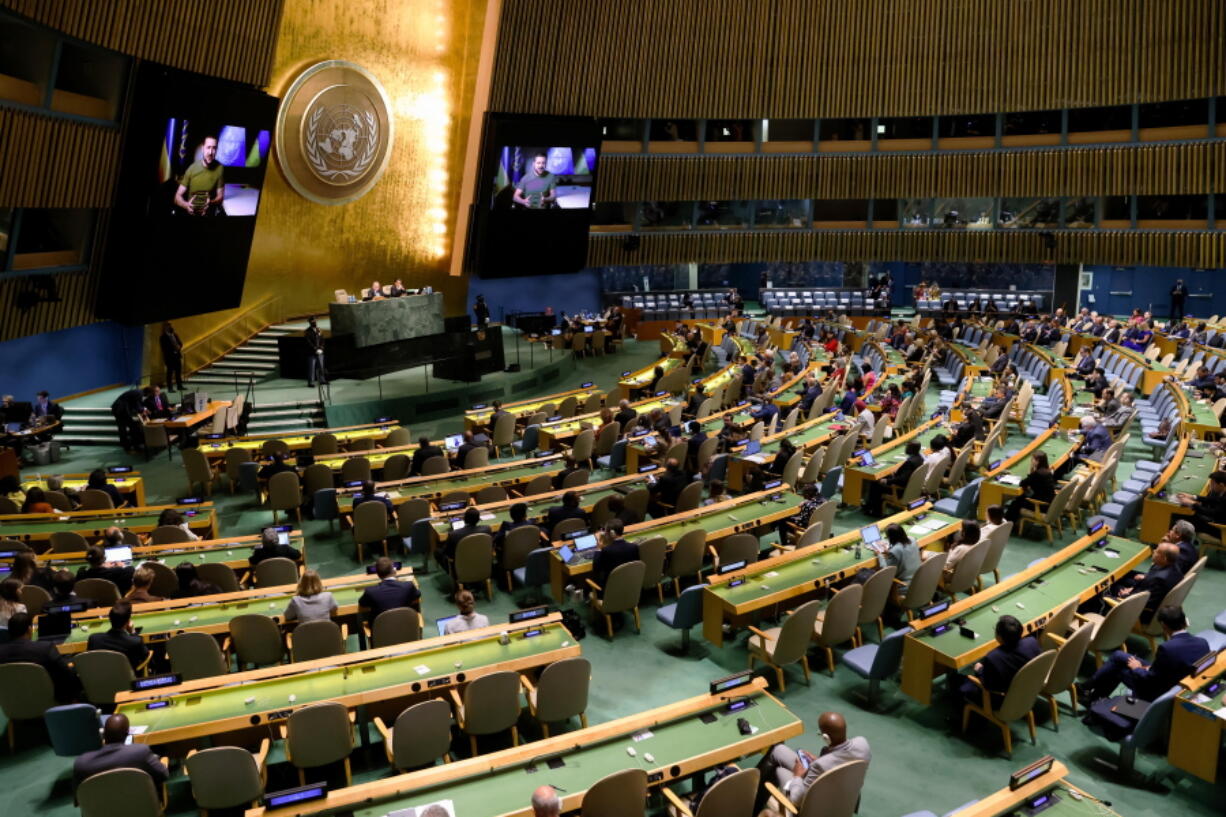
[174,135,226,216]
[512,152,558,209]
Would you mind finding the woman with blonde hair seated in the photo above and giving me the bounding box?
[284,569,337,622]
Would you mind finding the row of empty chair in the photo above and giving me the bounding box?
[619,290,735,321]
[761,288,888,316]
[915,290,1045,313]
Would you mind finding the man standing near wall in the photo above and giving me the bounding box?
[1170,279,1188,321]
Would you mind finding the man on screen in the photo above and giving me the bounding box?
[512,152,558,209]
[174,135,225,216]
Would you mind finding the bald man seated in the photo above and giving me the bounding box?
[73,713,168,791]
[531,785,560,817]
[1111,542,1184,625]
[755,711,871,809]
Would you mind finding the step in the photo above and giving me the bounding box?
[246,337,282,348]
[255,400,323,410]
[227,350,280,361]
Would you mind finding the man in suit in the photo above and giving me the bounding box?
[590,519,640,593]
[1059,416,1113,477]
[605,494,642,526]
[545,491,588,534]
[1080,606,1208,703]
[142,385,172,419]
[684,385,708,418]
[305,317,327,388]
[1161,520,1201,574]
[613,399,637,432]
[684,421,708,471]
[31,390,64,424]
[159,322,184,392]
[85,600,149,671]
[411,435,445,476]
[979,383,1013,420]
[248,526,302,567]
[350,480,394,514]
[960,615,1041,702]
[437,507,491,574]
[73,713,168,791]
[797,376,823,413]
[551,455,583,490]
[494,502,543,549]
[0,613,80,702]
[454,430,484,469]
[1170,279,1189,322]
[1175,469,1226,539]
[256,452,297,482]
[1113,542,1182,625]
[358,557,421,620]
[648,458,689,518]
[77,543,134,595]
[756,711,871,810]
[863,441,923,517]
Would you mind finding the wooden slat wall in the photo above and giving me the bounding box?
[0,0,284,87]
[588,231,1226,270]
[0,269,101,343]
[492,0,1226,118]
[0,108,120,208]
[597,143,1220,202]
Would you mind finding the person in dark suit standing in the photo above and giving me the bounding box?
[160,322,184,392]
[73,713,168,792]
[0,613,80,702]
[1170,279,1189,322]
[647,458,689,518]
[247,527,302,567]
[684,421,708,473]
[863,442,923,517]
[1080,606,1208,703]
[85,600,149,671]
[437,507,492,574]
[1112,542,1183,624]
[545,491,588,534]
[959,615,1040,702]
[358,557,421,621]
[591,519,640,593]
[473,294,491,329]
[411,436,445,476]
[305,317,327,388]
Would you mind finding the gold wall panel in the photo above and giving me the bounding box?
[160,0,492,373]
[491,0,1226,118]
[597,143,1220,202]
[0,108,120,207]
[0,0,284,86]
[588,231,1226,270]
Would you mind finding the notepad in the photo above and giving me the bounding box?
[998,475,1022,486]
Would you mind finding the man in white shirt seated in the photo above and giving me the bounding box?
[755,711,871,810]
[979,504,1007,539]
[923,434,952,475]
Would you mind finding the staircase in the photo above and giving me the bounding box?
[245,399,326,435]
[184,325,294,387]
[58,404,123,447]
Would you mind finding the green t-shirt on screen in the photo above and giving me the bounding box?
[181,161,224,204]
[516,170,558,208]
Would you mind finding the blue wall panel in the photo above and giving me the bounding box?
[0,322,143,400]
[1080,265,1223,319]
[468,269,604,323]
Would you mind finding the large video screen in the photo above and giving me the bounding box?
[98,62,278,324]
[490,146,597,210]
[470,114,601,278]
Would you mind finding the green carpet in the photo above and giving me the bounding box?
[4,338,1224,816]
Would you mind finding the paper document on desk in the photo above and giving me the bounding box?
[997,475,1023,486]
[744,455,767,464]
[1215,707,1226,723]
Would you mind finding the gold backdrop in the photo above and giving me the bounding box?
[151,0,491,376]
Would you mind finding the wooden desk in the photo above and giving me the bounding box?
[976,428,1078,517]
[1168,650,1226,782]
[336,455,566,511]
[840,418,943,508]
[941,759,1123,817]
[464,387,599,430]
[0,502,217,549]
[152,400,231,430]
[20,472,146,506]
[1138,437,1223,543]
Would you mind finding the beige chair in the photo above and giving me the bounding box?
[300,463,333,503]
[501,524,544,589]
[1039,600,1079,649]
[1018,476,1079,543]
[474,485,506,504]
[225,614,284,669]
[381,428,411,448]
[0,495,21,513]
[491,413,517,458]
[521,473,553,496]
[882,463,928,512]
[75,649,148,706]
[182,448,218,497]
[710,532,759,570]
[1134,568,1200,653]
[587,560,647,638]
[340,456,372,484]
[551,517,588,540]
[352,500,390,562]
[289,619,347,662]
[1040,622,1094,728]
[254,556,299,587]
[463,446,490,469]
[962,649,1057,757]
[673,480,704,513]
[896,551,948,620]
[765,759,867,817]
[449,670,522,756]
[78,489,116,511]
[18,584,51,616]
[561,468,590,489]
[0,662,56,750]
[75,578,121,607]
[148,525,192,545]
[42,491,73,512]
[571,429,595,466]
[663,767,759,817]
[1076,591,1150,666]
[855,565,897,645]
[941,539,990,600]
[582,768,648,817]
[49,530,88,553]
[381,453,411,481]
[143,423,178,461]
[311,433,339,455]
[77,767,166,817]
[420,455,450,476]
[167,632,229,680]
[666,529,706,596]
[370,607,422,648]
[184,740,270,815]
[812,583,862,674]
[454,533,495,600]
[637,535,669,605]
[374,699,453,771]
[521,657,591,737]
[267,471,302,524]
[196,562,241,593]
[747,599,821,692]
[977,522,1012,586]
[282,702,354,786]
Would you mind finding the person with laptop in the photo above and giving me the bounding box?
[77,539,135,595]
[358,557,421,620]
[453,430,484,469]
[85,600,150,671]
[874,523,920,591]
[862,441,923,517]
[248,527,302,567]
[442,590,490,635]
[0,613,81,702]
[958,615,1041,703]
[1078,605,1209,704]
[590,520,639,606]
[438,507,492,575]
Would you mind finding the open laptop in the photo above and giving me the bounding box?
[860,524,883,551]
[854,449,877,467]
[436,615,459,637]
[444,433,464,450]
[744,440,761,456]
[559,533,601,565]
[103,546,133,565]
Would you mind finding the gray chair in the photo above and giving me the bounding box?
[148,525,192,545]
[289,619,347,662]
[75,649,144,706]
[282,702,354,786]
[267,471,302,524]
[184,741,270,814]
[1040,622,1094,729]
[747,600,821,692]
[766,759,868,817]
[662,767,759,817]
[522,657,591,737]
[637,535,669,604]
[45,703,103,757]
[167,632,229,680]
[962,649,1058,757]
[842,626,912,707]
[454,533,495,601]
[812,583,863,674]
[352,500,390,563]
[254,556,299,587]
[656,583,707,654]
[370,607,422,649]
[587,560,647,639]
[449,670,522,756]
[196,562,241,593]
[374,698,453,771]
[74,578,121,607]
[855,565,897,645]
[582,767,648,817]
[49,530,88,553]
[78,768,165,817]
[226,614,284,669]
[381,453,411,482]
[666,528,707,596]
[0,662,56,750]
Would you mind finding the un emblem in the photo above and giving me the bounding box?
[275,61,394,205]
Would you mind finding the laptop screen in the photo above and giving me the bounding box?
[436,615,459,637]
[551,329,562,336]
[745,440,761,455]
[584,326,593,333]
[557,545,575,563]
[573,534,599,552]
[444,433,464,450]
[855,449,877,467]
[859,524,881,545]
[104,546,133,564]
